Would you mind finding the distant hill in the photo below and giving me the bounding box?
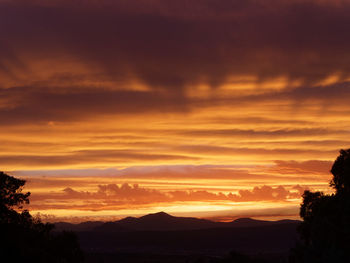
[54,211,300,232]
[228,217,299,228]
[53,212,301,258]
[94,212,220,232]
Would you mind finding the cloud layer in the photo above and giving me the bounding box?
[1,0,349,220]
[2,0,350,90]
[28,182,308,211]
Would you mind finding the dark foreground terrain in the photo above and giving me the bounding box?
[55,212,300,263]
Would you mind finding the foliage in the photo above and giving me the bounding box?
[0,171,84,263]
[330,149,350,194]
[289,149,350,263]
[0,171,31,224]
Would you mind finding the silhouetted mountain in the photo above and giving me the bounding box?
[52,212,301,261]
[229,217,300,228]
[95,212,220,232]
[54,212,300,232]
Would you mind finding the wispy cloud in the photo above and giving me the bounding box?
[28,182,308,212]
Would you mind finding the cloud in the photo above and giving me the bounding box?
[28,182,308,211]
[173,145,336,157]
[206,82,350,108]
[63,183,168,202]
[1,0,350,125]
[15,165,270,181]
[229,185,307,201]
[0,86,190,124]
[175,127,346,139]
[2,81,350,125]
[0,150,197,168]
[116,165,263,180]
[1,0,350,91]
[13,162,333,184]
[29,183,170,206]
[270,160,333,175]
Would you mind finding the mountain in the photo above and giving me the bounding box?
[95,212,220,232]
[53,212,301,258]
[229,217,300,228]
[54,212,300,232]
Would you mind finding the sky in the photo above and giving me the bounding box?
[1,0,350,222]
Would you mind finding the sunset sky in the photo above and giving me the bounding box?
[1,0,350,222]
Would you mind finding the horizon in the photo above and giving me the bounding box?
[1,0,349,223]
[41,210,302,224]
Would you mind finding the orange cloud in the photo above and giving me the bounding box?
[27,182,308,213]
[229,185,307,202]
[270,160,332,175]
[0,150,197,168]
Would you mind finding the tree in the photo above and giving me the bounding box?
[0,171,31,224]
[290,149,350,263]
[0,171,84,263]
[330,149,350,194]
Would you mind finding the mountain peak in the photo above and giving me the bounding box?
[140,211,173,219]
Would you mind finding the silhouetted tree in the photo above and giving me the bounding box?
[290,149,350,263]
[0,171,31,223]
[0,171,84,262]
[330,149,350,194]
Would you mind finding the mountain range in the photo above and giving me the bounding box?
[54,211,300,232]
[54,212,301,258]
